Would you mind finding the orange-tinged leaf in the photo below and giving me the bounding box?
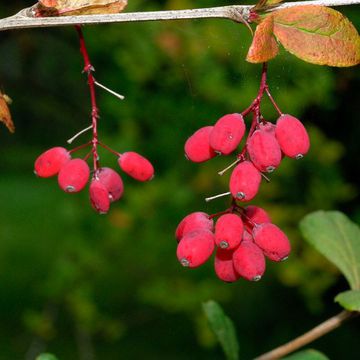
[0,92,15,133]
[273,5,360,67]
[247,15,279,63]
[36,0,127,16]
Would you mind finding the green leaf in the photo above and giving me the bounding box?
[247,15,279,63]
[300,211,360,290]
[202,300,239,360]
[282,349,330,360]
[335,290,360,312]
[36,354,58,360]
[272,5,360,67]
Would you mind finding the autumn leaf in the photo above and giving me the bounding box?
[35,0,128,17]
[247,15,279,63]
[272,5,360,67]
[0,92,15,133]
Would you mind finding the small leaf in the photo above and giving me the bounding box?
[300,211,360,290]
[0,91,15,133]
[203,300,239,360]
[272,5,360,67]
[282,349,330,360]
[36,354,58,360]
[266,0,284,5]
[253,0,283,11]
[35,0,127,16]
[247,15,279,63]
[335,290,360,312]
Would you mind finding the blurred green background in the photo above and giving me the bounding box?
[0,1,359,359]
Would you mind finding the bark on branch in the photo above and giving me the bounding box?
[0,0,359,32]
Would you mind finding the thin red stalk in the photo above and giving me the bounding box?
[209,208,232,220]
[69,141,92,154]
[75,25,100,171]
[98,142,122,157]
[265,87,282,115]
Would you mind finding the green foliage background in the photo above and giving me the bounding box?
[0,1,359,359]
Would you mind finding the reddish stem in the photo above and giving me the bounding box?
[75,25,100,171]
[98,142,122,157]
[265,87,282,115]
[69,141,92,154]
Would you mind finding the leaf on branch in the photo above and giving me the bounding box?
[203,300,239,360]
[271,5,360,67]
[34,0,128,17]
[300,211,360,290]
[0,91,15,133]
[335,290,360,312]
[247,15,279,63]
[253,0,283,12]
[282,349,330,360]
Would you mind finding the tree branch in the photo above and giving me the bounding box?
[0,0,359,32]
[254,310,359,360]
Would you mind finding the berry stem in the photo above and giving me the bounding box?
[75,25,100,171]
[265,87,282,115]
[98,141,122,157]
[69,141,92,154]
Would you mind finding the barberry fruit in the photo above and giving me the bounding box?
[275,114,310,159]
[253,223,291,262]
[175,212,213,242]
[89,179,111,214]
[214,248,240,283]
[209,113,245,155]
[58,158,90,193]
[244,205,271,232]
[34,147,71,178]
[96,167,124,202]
[247,128,282,173]
[229,161,262,201]
[118,152,154,182]
[215,213,244,250]
[184,126,217,163]
[177,230,215,268]
[233,239,265,281]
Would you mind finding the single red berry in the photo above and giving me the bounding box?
[184,126,217,163]
[243,205,271,232]
[118,152,154,182]
[58,158,90,193]
[89,179,111,214]
[259,122,276,134]
[177,230,215,268]
[215,213,244,250]
[209,113,245,155]
[233,239,265,281]
[96,167,124,202]
[229,161,261,201]
[214,248,240,283]
[247,128,282,173]
[275,114,310,159]
[253,223,291,262]
[175,212,213,242]
[242,230,253,242]
[34,147,71,178]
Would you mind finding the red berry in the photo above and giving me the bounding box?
[259,122,276,134]
[177,230,215,268]
[58,158,90,193]
[247,128,282,173]
[118,152,154,182]
[96,167,124,202]
[209,113,245,155]
[242,230,253,242]
[214,248,240,283]
[233,239,265,281]
[253,223,291,262]
[243,205,271,232]
[275,114,310,159]
[215,213,243,250]
[184,126,216,163]
[89,179,111,214]
[229,161,261,201]
[34,147,71,178]
[175,212,213,242]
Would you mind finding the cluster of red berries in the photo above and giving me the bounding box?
[34,147,154,214]
[185,113,310,201]
[176,206,290,282]
[176,64,310,282]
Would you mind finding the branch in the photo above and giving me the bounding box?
[254,310,359,360]
[0,0,359,32]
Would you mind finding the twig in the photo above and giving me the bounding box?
[254,310,359,360]
[0,1,359,32]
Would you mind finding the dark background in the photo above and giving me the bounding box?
[0,1,359,359]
